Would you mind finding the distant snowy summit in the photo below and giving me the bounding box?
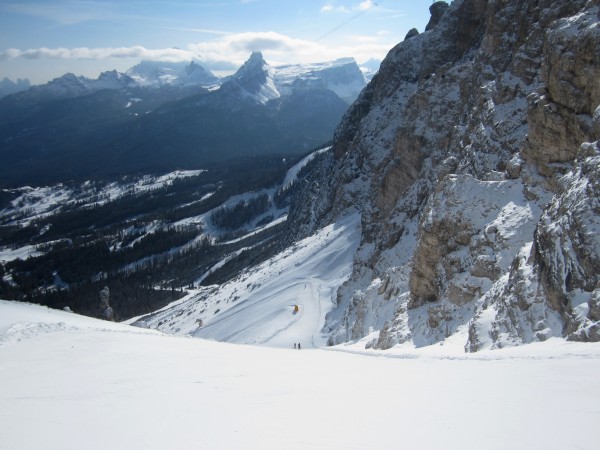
[13,70,138,102]
[272,56,369,104]
[31,63,214,100]
[126,60,220,88]
[222,51,281,104]
[3,54,368,106]
[359,58,381,81]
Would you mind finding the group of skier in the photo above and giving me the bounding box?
[293,343,301,349]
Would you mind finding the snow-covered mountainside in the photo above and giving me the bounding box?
[2,299,599,450]
[273,57,367,104]
[126,60,220,88]
[281,0,600,351]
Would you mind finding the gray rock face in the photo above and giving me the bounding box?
[523,4,600,176]
[288,0,600,350]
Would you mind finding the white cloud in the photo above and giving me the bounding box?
[320,2,350,13]
[357,0,375,11]
[157,26,231,36]
[0,46,192,62]
[0,31,395,70]
[321,1,375,13]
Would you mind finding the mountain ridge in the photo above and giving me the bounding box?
[283,0,600,350]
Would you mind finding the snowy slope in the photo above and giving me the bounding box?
[2,299,600,450]
[133,214,362,348]
[273,58,366,103]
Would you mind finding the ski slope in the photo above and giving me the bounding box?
[1,299,600,450]
[134,214,362,348]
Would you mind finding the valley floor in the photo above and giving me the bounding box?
[1,300,599,450]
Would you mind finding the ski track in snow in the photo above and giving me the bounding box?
[184,214,362,348]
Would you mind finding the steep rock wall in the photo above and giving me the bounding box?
[289,0,600,350]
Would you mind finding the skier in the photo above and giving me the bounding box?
[294,343,297,349]
[298,343,301,350]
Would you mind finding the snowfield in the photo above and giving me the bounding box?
[1,299,600,450]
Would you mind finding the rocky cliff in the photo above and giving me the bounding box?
[288,0,600,350]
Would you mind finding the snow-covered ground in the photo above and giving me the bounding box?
[2,153,598,449]
[1,299,599,450]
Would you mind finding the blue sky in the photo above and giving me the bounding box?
[0,0,435,85]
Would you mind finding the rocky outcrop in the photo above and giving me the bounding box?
[534,141,600,341]
[288,0,600,351]
[99,286,114,321]
[524,4,600,177]
[425,2,449,31]
[405,28,420,40]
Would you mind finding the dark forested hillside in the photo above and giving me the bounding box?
[0,74,348,188]
[0,153,306,320]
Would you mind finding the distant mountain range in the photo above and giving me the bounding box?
[0,77,30,99]
[0,53,374,187]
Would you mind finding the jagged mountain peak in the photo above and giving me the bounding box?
[227,51,280,104]
[95,70,136,89]
[41,72,92,97]
[233,51,270,80]
[248,50,266,63]
[51,72,87,84]
[126,60,219,87]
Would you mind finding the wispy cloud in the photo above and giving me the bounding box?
[156,26,231,36]
[321,0,375,14]
[321,3,348,13]
[321,4,349,13]
[1,1,175,26]
[357,1,375,11]
[318,0,379,39]
[2,1,116,25]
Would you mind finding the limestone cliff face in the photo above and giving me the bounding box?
[289,0,600,350]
